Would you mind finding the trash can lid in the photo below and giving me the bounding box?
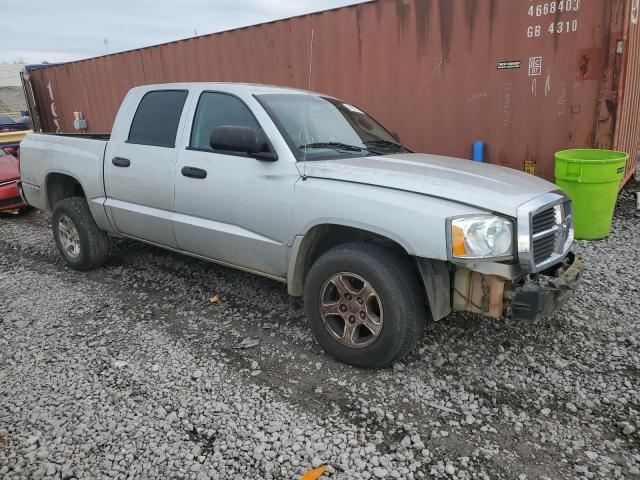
[555,149,628,164]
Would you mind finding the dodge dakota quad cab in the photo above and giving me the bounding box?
[19,83,584,368]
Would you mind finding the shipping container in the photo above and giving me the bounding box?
[22,0,640,183]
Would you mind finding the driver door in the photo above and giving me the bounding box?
[173,91,298,278]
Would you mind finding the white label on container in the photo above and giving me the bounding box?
[498,61,521,70]
[632,0,639,25]
[529,57,543,76]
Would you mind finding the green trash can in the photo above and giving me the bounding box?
[555,149,628,240]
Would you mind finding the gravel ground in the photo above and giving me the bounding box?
[1,181,639,479]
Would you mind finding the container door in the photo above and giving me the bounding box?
[614,0,640,184]
[20,71,42,132]
[104,89,189,248]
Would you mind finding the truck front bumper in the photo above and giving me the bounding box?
[452,252,585,321]
[509,252,585,321]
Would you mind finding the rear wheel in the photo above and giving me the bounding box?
[52,197,110,270]
[304,243,427,368]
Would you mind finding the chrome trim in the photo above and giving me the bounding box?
[0,179,18,188]
[532,225,560,240]
[517,192,574,273]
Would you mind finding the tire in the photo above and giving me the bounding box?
[304,243,427,368]
[52,197,110,271]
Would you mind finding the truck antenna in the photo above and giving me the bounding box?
[302,28,314,180]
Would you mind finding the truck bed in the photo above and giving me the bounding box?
[19,132,109,214]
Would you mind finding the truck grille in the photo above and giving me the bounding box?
[532,208,557,234]
[533,233,557,264]
[531,201,573,268]
[517,193,574,272]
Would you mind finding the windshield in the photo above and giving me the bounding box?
[256,94,409,161]
[0,114,16,125]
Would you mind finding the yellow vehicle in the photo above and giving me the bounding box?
[0,130,32,148]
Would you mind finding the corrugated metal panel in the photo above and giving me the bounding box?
[614,0,640,183]
[26,0,634,182]
[19,71,42,132]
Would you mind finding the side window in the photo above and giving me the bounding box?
[190,92,260,151]
[128,90,188,148]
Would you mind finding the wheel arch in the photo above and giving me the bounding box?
[45,172,86,210]
[287,222,452,320]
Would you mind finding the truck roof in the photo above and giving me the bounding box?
[130,82,318,97]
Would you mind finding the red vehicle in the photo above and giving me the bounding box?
[0,147,28,212]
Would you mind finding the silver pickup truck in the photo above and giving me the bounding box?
[19,83,584,368]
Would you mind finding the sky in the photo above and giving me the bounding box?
[2,0,364,64]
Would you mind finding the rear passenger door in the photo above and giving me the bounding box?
[104,89,189,248]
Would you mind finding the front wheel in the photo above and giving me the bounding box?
[52,197,110,271]
[304,243,427,368]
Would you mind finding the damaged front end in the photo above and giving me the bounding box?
[508,253,585,320]
[453,253,585,321]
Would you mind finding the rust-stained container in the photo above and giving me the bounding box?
[614,0,640,182]
[22,0,640,183]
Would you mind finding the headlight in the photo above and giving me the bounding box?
[450,216,514,259]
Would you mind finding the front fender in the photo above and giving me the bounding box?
[290,178,487,260]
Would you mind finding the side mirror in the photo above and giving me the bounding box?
[210,125,277,161]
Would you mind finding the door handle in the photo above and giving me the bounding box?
[112,157,131,167]
[181,166,207,179]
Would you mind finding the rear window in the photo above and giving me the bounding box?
[128,90,188,148]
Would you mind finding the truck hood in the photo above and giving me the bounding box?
[300,153,559,217]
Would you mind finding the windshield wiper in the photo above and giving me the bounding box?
[300,142,365,152]
[364,139,408,151]
[300,142,384,156]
